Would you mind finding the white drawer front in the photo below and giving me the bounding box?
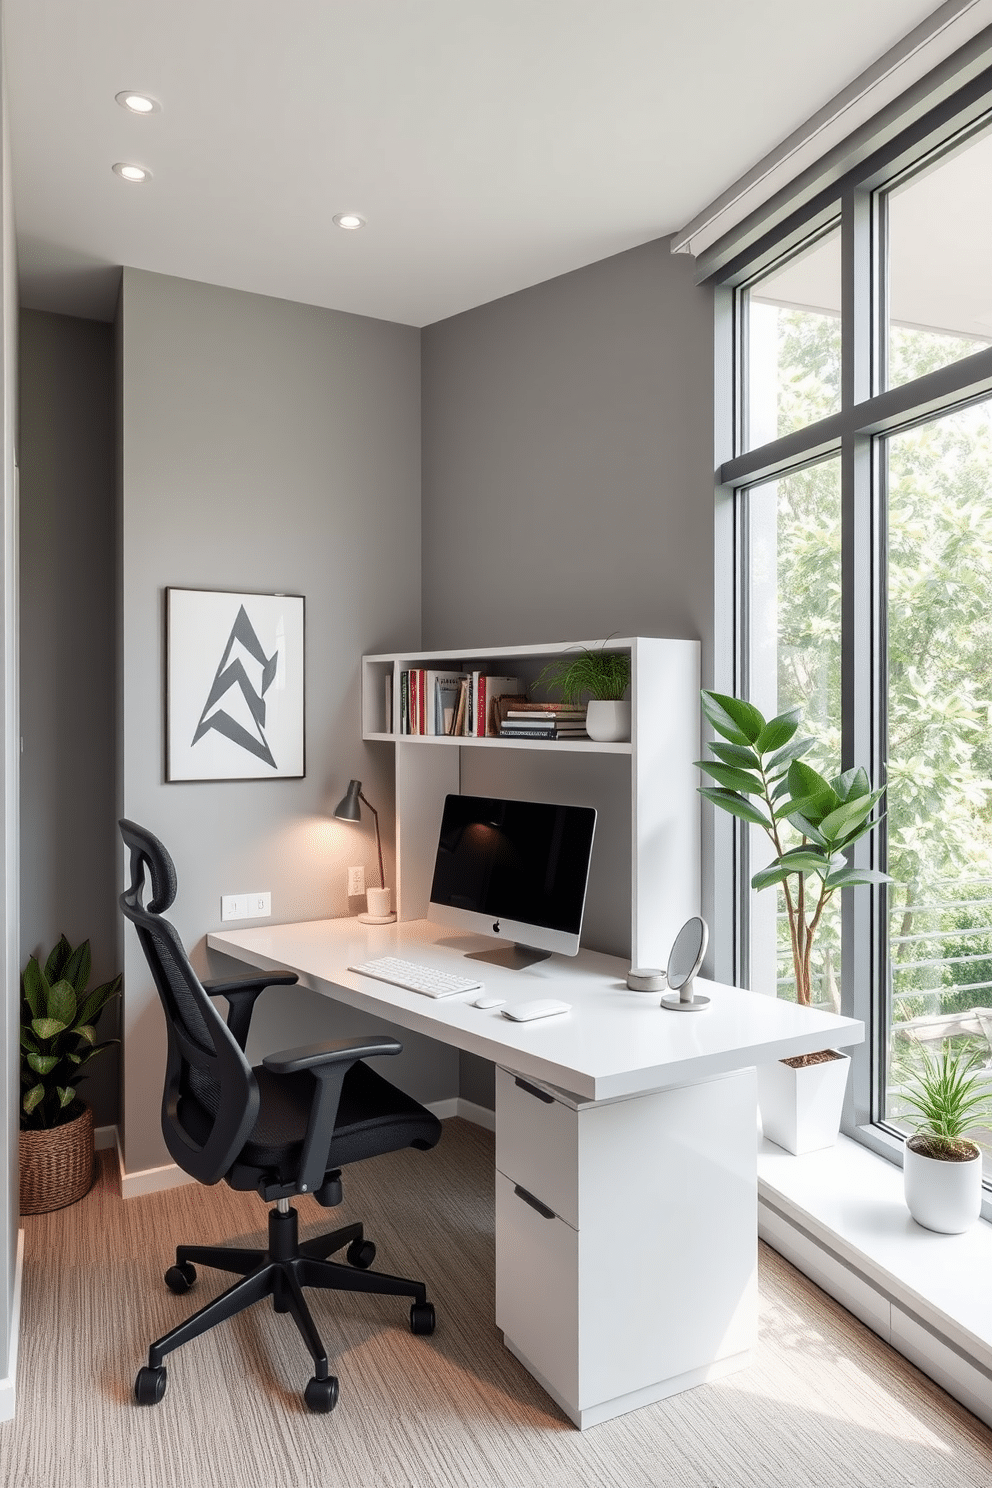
[495,1170,579,1404]
[495,1066,579,1228]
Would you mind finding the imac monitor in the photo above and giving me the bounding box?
[428,793,597,968]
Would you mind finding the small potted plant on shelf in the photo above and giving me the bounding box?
[697,691,890,1154]
[19,935,121,1214]
[900,1043,991,1234]
[534,645,631,742]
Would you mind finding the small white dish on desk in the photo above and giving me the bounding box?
[357,912,397,925]
[501,999,571,1022]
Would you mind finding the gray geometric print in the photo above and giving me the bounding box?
[191,604,279,767]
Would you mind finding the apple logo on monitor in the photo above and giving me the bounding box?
[493,921,500,934]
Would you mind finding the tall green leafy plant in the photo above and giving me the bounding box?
[20,935,121,1130]
[697,691,890,1007]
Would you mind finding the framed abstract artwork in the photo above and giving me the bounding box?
[166,588,305,781]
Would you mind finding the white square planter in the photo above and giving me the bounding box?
[757,1050,851,1155]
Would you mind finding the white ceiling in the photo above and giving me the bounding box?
[6,0,951,327]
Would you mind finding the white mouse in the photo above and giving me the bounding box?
[473,994,506,1009]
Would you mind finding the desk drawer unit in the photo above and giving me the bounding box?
[495,1064,759,1429]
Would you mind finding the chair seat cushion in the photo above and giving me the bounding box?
[180,1059,441,1189]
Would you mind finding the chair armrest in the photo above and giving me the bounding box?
[203,971,299,1052]
[201,971,299,995]
[262,1034,403,1196]
[263,1034,401,1076]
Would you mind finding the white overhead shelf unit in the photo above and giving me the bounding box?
[362,637,700,970]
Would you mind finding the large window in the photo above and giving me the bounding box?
[721,99,992,1183]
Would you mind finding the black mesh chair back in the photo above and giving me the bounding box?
[119,818,258,1184]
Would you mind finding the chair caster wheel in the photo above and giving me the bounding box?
[164,1262,196,1294]
[135,1365,167,1405]
[346,1238,376,1269]
[304,1375,339,1413]
[410,1302,436,1336]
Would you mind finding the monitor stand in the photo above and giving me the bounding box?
[466,943,553,972]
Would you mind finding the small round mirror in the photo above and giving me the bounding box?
[667,917,708,991]
[661,917,710,1012]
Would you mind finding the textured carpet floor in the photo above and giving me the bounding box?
[3,1118,992,1488]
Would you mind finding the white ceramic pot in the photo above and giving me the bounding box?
[757,1050,850,1155]
[903,1138,983,1234]
[586,699,631,743]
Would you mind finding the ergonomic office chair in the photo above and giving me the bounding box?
[118,819,442,1414]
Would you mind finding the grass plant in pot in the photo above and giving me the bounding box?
[20,935,121,1214]
[697,691,889,1154]
[900,1044,991,1234]
[534,646,631,742]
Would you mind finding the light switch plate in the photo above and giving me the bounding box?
[221,894,249,921]
[248,891,271,918]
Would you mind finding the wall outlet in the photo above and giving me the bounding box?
[221,894,249,921]
[348,866,365,897]
[248,891,271,918]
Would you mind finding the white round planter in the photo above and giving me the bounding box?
[586,699,631,743]
[903,1138,983,1234]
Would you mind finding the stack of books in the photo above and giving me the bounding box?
[398,669,522,735]
[496,699,589,740]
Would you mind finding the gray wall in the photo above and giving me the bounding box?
[421,240,714,655]
[19,311,118,1126]
[118,269,444,1176]
[422,239,715,1109]
[0,15,18,1410]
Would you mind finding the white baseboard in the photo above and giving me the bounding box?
[454,1097,496,1132]
[94,1123,118,1152]
[425,1096,495,1131]
[0,1229,25,1422]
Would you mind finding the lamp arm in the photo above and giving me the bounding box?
[359,791,385,889]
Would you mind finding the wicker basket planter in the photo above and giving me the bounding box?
[19,1102,94,1215]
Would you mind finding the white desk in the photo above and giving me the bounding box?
[208,917,863,1428]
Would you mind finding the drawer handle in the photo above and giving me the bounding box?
[514,1076,554,1104]
[513,1183,555,1220]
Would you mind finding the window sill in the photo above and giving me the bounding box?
[758,1133,992,1428]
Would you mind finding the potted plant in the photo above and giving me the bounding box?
[900,1043,991,1233]
[535,646,631,742]
[19,935,121,1214]
[697,691,889,1154]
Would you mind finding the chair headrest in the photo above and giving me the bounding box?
[119,819,178,914]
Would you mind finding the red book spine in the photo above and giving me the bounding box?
[418,668,427,734]
[476,675,487,737]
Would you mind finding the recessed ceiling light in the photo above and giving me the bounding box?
[115,91,160,115]
[112,162,151,183]
[333,213,366,231]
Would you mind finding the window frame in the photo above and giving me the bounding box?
[712,74,992,1189]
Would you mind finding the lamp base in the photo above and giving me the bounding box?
[357,912,397,925]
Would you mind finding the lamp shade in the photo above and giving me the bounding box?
[333,779,363,822]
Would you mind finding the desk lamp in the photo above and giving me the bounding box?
[333,779,395,923]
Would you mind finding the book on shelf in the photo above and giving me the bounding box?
[426,671,467,735]
[384,674,393,734]
[452,676,469,737]
[498,726,558,739]
[400,670,410,734]
[504,709,587,723]
[461,675,522,736]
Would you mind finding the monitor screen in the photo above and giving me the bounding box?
[428,794,597,961]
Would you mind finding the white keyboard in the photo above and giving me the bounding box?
[348,955,483,999]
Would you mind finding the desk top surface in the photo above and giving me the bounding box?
[208,917,863,1102]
